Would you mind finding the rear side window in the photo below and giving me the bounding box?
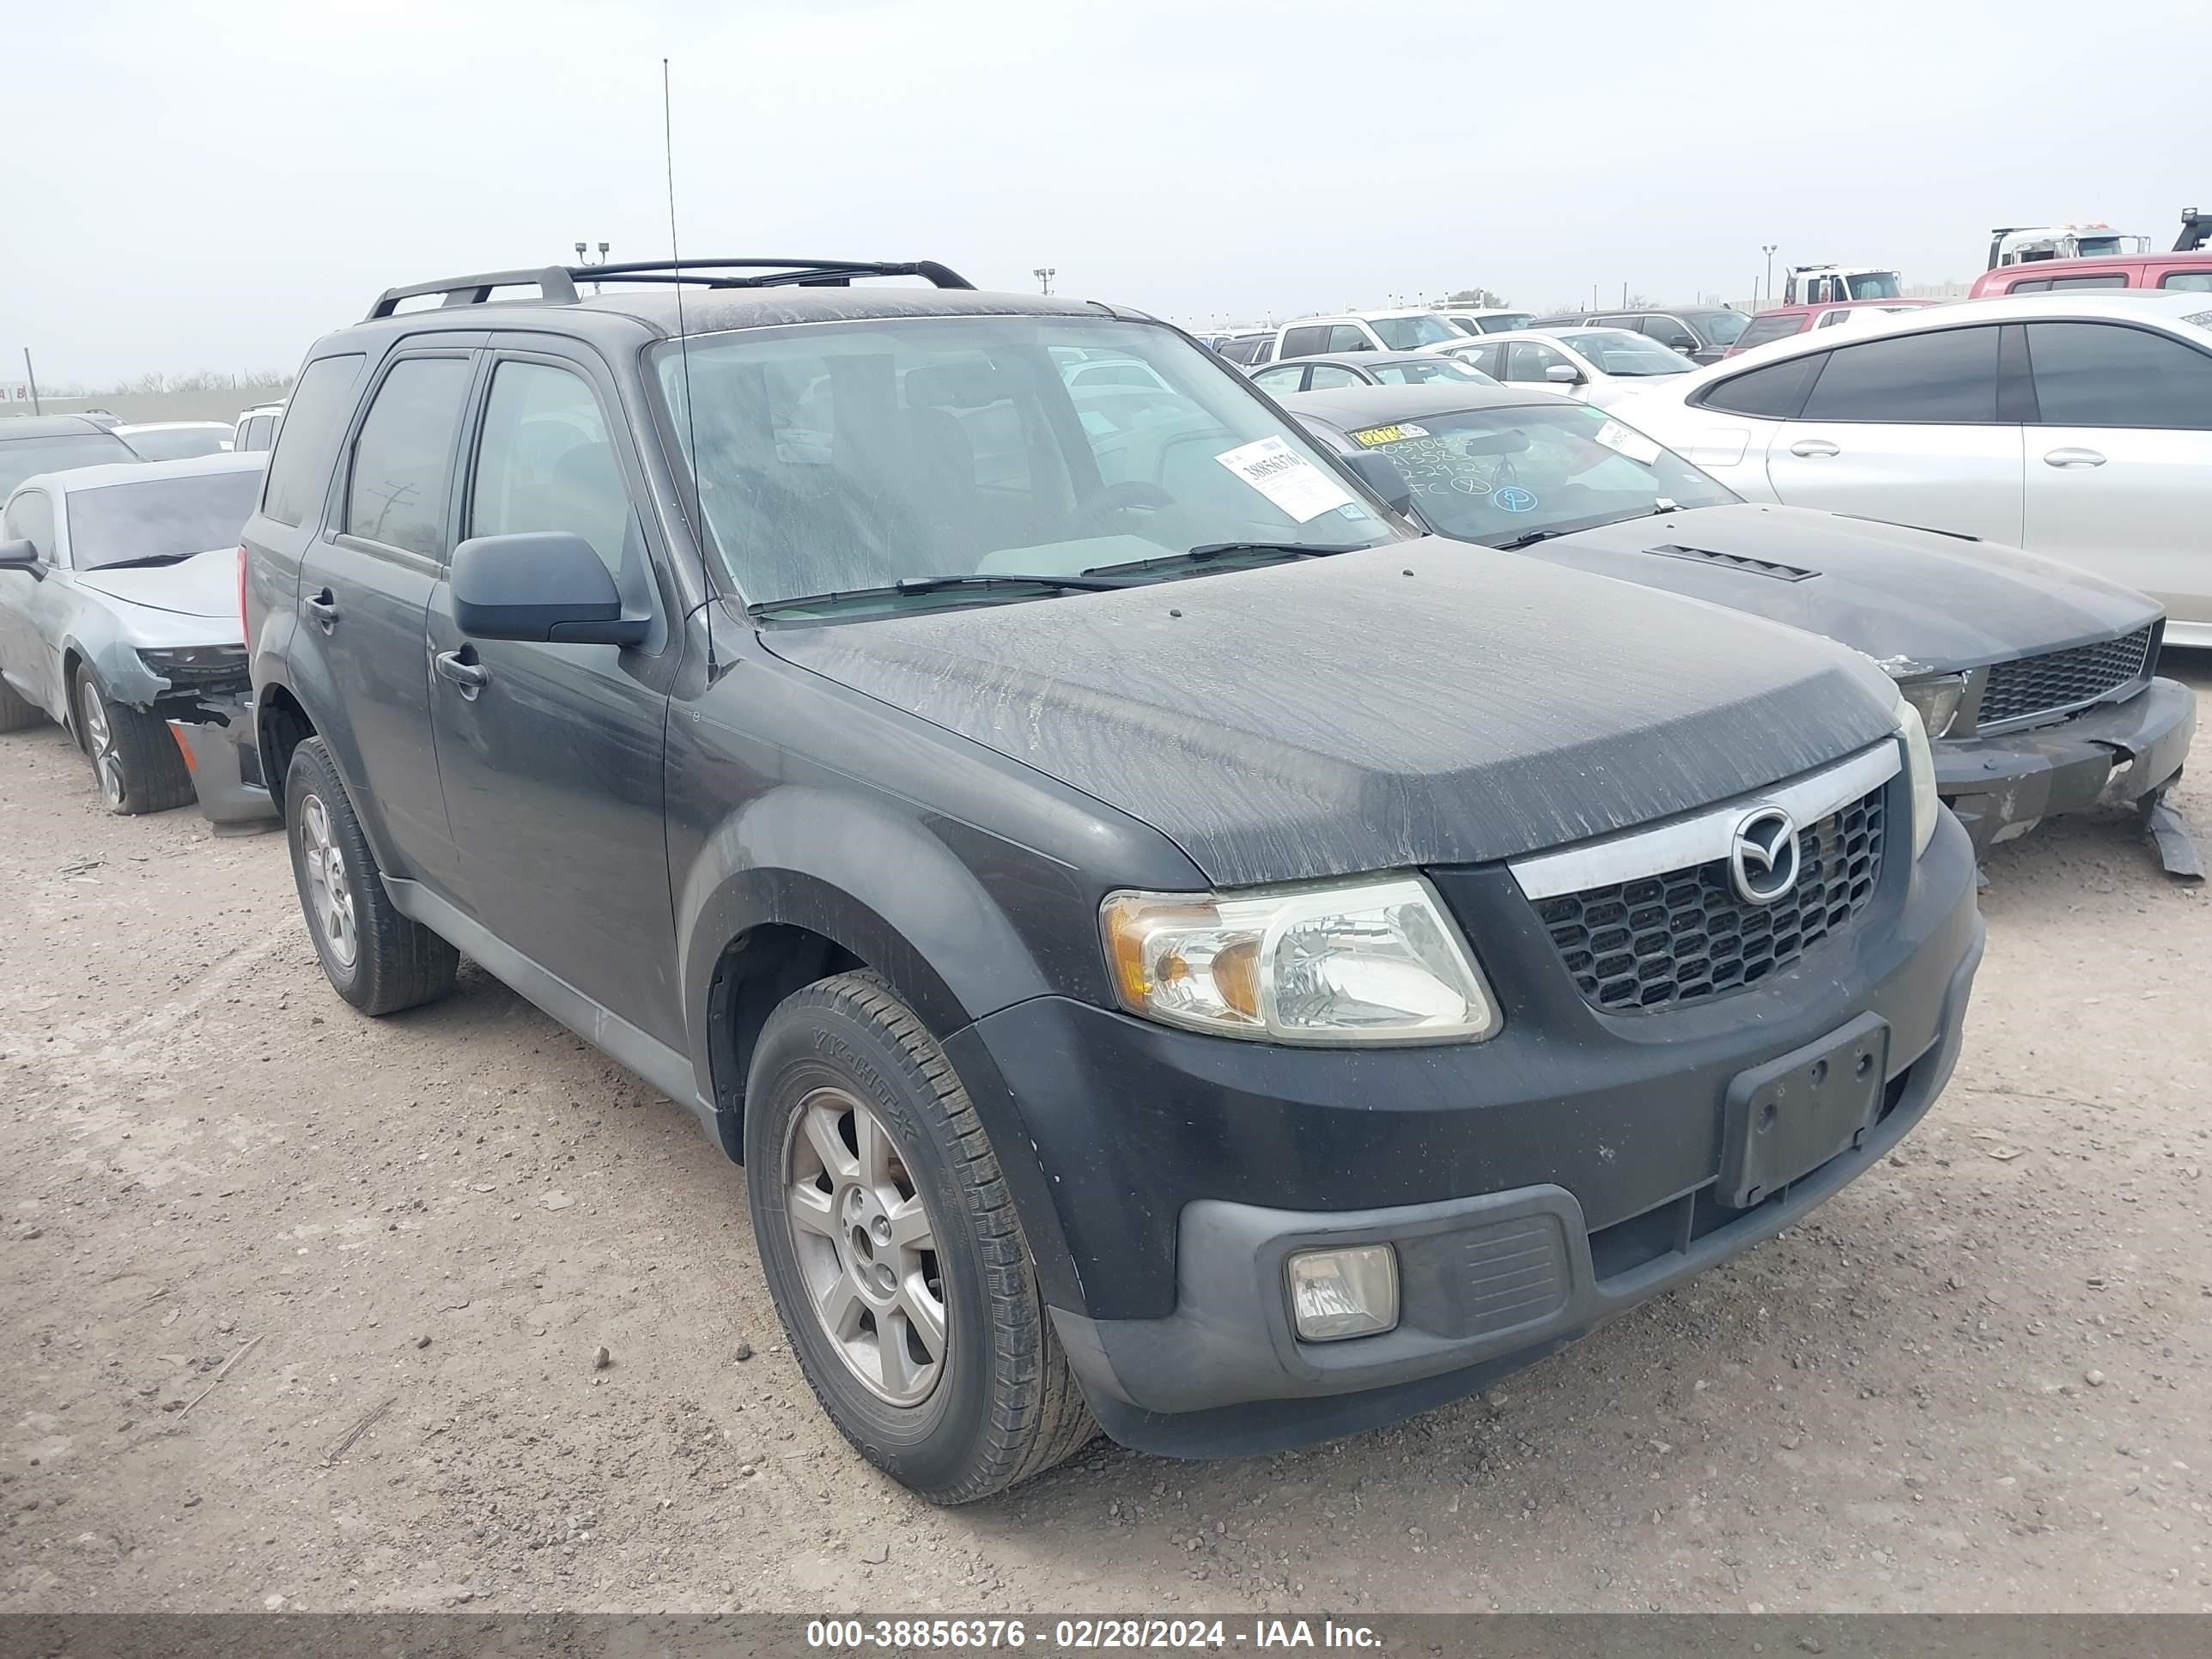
[1798,327,1999,422]
[468,362,634,576]
[1697,354,1823,419]
[1732,315,1807,354]
[2024,322,2212,428]
[2160,270,2212,292]
[343,356,473,557]
[1249,365,1304,392]
[2045,273,2128,291]
[2005,278,2051,294]
[1280,325,1330,358]
[262,355,366,526]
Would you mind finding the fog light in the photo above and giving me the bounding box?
[1285,1245,1400,1341]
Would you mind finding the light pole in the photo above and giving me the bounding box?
[1033,266,1055,295]
[1761,244,1778,307]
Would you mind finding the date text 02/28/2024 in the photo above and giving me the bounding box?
[805,1617,1384,1650]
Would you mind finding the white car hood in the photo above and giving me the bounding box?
[73,548,237,619]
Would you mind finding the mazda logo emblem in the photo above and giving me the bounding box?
[1729,806,1801,905]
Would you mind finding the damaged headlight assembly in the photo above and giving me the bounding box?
[1102,876,1500,1044]
[1893,689,1940,860]
[1891,672,1966,740]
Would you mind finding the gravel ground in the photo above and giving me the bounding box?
[3,659,2207,1616]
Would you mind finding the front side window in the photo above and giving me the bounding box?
[1305,365,1365,389]
[2,489,55,561]
[0,433,135,497]
[64,470,265,572]
[1479,313,1534,333]
[1554,331,1693,377]
[1372,359,1485,386]
[1346,400,1733,545]
[1699,312,1750,345]
[263,355,366,527]
[1644,316,1699,349]
[2160,270,2212,292]
[1504,342,1572,383]
[468,362,634,576]
[1249,365,1306,392]
[1369,314,1459,350]
[1798,327,1999,423]
[653,316,1399,618]
[1325,325,1376,354]
[343,356,473,557]
[2025,322,2212,428]
[2046,273,2128,291]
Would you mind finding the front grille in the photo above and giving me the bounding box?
[1978,626,2154,728]
[1536,785,1887,1014]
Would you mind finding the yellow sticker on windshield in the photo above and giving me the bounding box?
[1350,423,1428,446]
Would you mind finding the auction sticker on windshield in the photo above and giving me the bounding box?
[1594,418,1663,465]
[1350,423,1429,446]
[1214,436,1357,522]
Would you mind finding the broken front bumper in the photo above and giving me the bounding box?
[1935,678,2196,854]
[168,695,279,833]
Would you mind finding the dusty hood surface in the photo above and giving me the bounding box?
[1524,503,2163,668]
[759,540,1901,886]
[72,548,240,622]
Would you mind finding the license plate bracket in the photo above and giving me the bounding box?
[1720,1012,1890,1209]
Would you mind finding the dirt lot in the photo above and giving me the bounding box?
[3,662,2208,1617]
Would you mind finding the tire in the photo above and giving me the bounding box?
[73,666,192,815]
[745,971,1094,1504]
[284,737,459,1016]
[0,673,42,732]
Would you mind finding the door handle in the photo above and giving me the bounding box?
[1788,439,1840,458]
[434,651,490,700]
[304,590,339,629]
[2043,447,2107,468]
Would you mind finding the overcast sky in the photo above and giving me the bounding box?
[9,0,2207,384]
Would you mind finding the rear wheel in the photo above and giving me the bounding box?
[745,972,1093,1503]
[285,738,458,1015]
[0,674,42,733]
[73,667,192,814]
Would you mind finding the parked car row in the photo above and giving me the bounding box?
[0,254,2197,1510]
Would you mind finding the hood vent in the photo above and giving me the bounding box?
[1644,543,1819,583]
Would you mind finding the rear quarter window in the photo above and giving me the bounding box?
[260,355,367,527]
[1696,354,1823,419]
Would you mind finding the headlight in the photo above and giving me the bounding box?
[1101,875,1499,1044]
[1893,690,1940,858]
[1893,673,1965,739]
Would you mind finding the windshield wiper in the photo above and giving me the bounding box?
[1085,541,1368,578]
[747,572,1137,619]
[87,553,196,571]
[1494,502,1685,552]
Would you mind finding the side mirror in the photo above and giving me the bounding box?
[1345,452,1415,518]
[1545,363,1583,385]
[450,532,647,646]
[1674,343,1697,356]
[0,539,43,579]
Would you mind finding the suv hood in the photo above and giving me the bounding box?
[72,548,239,620]
[759,541,1900,887]
[1522,504,2163,671]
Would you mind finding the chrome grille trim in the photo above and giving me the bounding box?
[1508,740,1901,902]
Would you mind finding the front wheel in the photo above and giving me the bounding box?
[73,667,191,814]
[744,972,1093,1503]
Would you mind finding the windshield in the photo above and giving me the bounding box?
[0,433,136,495]
[653,317,1400,616]
[1699,311,1751,344]
[1556,331,1696,377]
[1370,314,1461,351]
[122,426,230,462]
[1846,272,1903,300]
[1336,401,1735,547]
[67,469,264,570]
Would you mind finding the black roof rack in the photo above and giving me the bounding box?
[365,258,974,320]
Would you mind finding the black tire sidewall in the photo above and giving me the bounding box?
[284,741,366,1000]
[744,991,998,1496]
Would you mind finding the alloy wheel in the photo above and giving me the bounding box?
[78,678,125,810]
[299,792,358,969]
[783,1086,947,1407]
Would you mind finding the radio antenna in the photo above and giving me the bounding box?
[663,56,716,678]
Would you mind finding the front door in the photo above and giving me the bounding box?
[1765,323,2025,543]
[425,346,684,1045]
[0,487,63,716]
[2019,319,2212,627]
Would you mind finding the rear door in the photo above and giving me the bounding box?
[297,343,482,896]
[1765,324,2024,542]
[424,342,683,1042]
[2020,319,2212,626]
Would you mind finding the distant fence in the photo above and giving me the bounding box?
[5,386,291,426]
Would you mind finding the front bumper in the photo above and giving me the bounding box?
[168,696,279,833]
[946,805,1984,1457]
[1936,678,2196,854]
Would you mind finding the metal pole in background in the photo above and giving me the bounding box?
[1761,244,1778,307]
[23,349,40,415]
